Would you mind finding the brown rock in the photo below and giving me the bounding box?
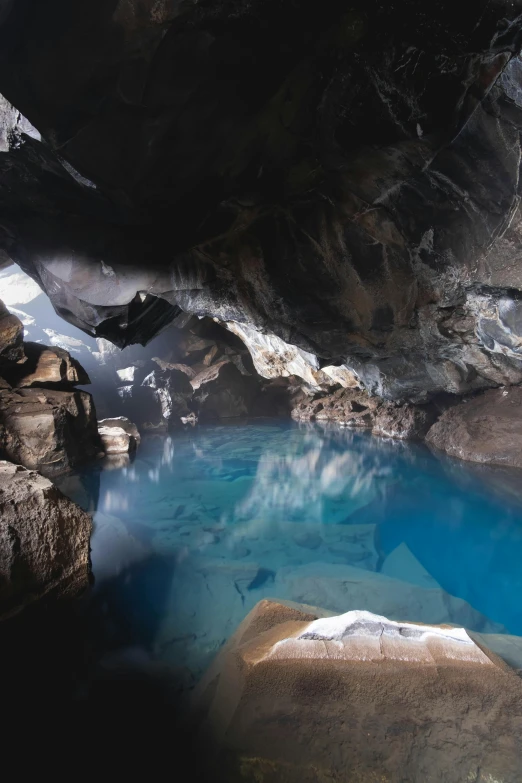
[2,341,90,388]
[0,460,92,619]
[291,388,432,440]
[0,300,24,365]
[0,387,100,474]
[98,416,141,446]
[426,387,522,467]
[98,426,133,454]
[191,599,522,783]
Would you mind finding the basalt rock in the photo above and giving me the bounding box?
[1,4,522,401]
[0,460,92,619]
[0,386,100,474]
[426,387,522,468]
[192,360,256,421]
[292,387,434,440]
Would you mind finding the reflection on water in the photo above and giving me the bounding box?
[58,420,522,686]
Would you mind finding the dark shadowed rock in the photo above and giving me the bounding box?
[1,6,522,400]
[0,386,100,474]
[1,341,90,388]
[0,299,23,365]
[192,360,255,420]
[191,600,522,783]
[0,460,92,619]
[426,387,522,468]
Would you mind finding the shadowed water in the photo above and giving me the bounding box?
[57,420,522,688]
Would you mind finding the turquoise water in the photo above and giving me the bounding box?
[58,420,522,685]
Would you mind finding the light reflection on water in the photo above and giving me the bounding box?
[58,420,522,683]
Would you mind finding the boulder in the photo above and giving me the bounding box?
[426,387,522,468]
[98,426,133,455]
[0,387,100,474]
[0,461,92,619]
[191,600,522,783]
[1,341,90,388]
[192,360,255,420]
[98,416,141,446]
[0,299,24,365]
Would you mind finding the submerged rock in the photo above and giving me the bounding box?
[0,386,100,474]
[191,599,522,783]
[276,562,502,632]
[0,461,92,619]
[426,387,522,468]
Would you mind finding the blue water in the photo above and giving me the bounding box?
[57,419,522,683]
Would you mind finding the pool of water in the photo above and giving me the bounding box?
[58,419,522,687]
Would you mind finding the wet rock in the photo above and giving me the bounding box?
[0,460,92,619]
[191,600,522,783]
[98,416,141,446]
[426,387,522,468]
[381,543,440,589]
[1,341,90,388]
[98,425,133,455]
[0,299,24,365]
[0,386,100,474]
[292,388,433,440]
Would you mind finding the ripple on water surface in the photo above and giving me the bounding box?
[57,419,522,686]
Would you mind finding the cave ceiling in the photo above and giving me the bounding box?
[1,0,522,399]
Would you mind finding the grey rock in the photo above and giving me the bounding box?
[0,460,92,619]
[2,7,522,400]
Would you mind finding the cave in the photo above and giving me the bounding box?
[1,1,522,779]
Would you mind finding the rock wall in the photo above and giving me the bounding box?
[0,3,522,402]
[0,299,101,474]
[0,461,92,619]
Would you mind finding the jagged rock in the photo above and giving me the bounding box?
[426,387,522,468]
[1,341,90,388]
[116,366,136,383]
[292,387,433,440]
[0,386,100,474]
[2,6,522,402]
[192,360,255,420]
[0,461,92,619]
[191,600,522,783]
[0,299,23,365]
